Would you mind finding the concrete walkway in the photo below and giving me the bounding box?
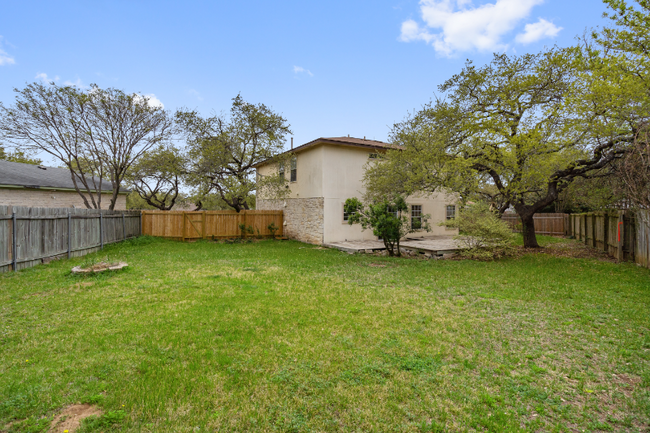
[324,236,462,255]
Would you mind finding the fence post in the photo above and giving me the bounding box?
[11,212,17,272]
[182,212,186,242]
[592,213,596,248]
[139,212,143,237]
[100,212,104,250]
[603,212,609,253]
[122,213,126,240]
[617,211,624,261]
[67,212,71,259]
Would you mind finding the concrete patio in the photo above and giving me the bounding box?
[323,235,462,255]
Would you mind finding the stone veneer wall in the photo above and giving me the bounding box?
[257,197,324,245]
[0,189,127,210]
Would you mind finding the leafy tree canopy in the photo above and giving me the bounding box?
[176,94,291,212]
[366,47,636,248]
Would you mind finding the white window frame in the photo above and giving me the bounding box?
[411,204,422,229]
[446,205,456,220]
[290,157,297,182]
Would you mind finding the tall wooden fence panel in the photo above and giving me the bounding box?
[501,213,567,235]
[0,206,141,273]
[141,210,283,240]
[568,211,647,266]
[636,210,649,269]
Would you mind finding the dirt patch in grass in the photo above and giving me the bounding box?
[49,404,102,433]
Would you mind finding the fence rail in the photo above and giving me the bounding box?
[1,205,141,273]
[141,210,283,240]
[501,213,567,235]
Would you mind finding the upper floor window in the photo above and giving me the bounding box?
[446,205,456,220]
[290,157,297,182]
[369,153,379,159]
[411,205,422,229]
[279,161,285,179]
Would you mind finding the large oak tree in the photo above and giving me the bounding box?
[176,95,291,212]
[366,47,636,247]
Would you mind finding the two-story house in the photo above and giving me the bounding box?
[255,136,458,245]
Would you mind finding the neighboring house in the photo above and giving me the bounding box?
[0,160,128,210]
[255,136,458,244]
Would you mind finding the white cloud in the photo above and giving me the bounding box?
[399,0,559,56]
[515,18,562,44]
[134,93,164,108]
[0,36,15,65]
[35,72,60,83]
[63,78,86,88]
[293,65,313,77]
[189,89,203,101]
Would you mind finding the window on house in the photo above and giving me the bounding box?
[387,205,398,219]
[369,153,379,159]
[279,162,285,179]
[343,208,349,222]
[290,157,297,182]
[411,205,422,229]
[446,205,456,220]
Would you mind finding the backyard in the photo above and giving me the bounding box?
[1,236,649,432]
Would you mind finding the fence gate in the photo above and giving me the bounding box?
[183,212,204,240]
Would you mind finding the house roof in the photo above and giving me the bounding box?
[254,136,400,168]
[0,160,127,193]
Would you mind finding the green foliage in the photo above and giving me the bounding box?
[0,146,42,165]
[77,410,127,432]
[344,195,430,256]
[125,144,187,211]
[238,223,254,239]
[367,46,636,248]
[442,202,515,260]
[267,221,280,239]
[5,415,51,433]
[176,94,292,212]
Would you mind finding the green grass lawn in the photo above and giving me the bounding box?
[1,236,649,432]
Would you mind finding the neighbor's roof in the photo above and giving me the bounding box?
[0,160,127,193]
[254,136,401,168]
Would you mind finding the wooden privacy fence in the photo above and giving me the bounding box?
[502,213,568,236]
[0,205,141,273]
[141,210,283,240]
[566,210,650,268]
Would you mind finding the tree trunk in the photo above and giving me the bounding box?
[520,212,540,248]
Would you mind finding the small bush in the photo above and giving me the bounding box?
[442,203,515,260]
[267,222,279,239]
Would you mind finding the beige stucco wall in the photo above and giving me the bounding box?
[257,198,324,245]
[0,188,127,210]
[256,142,458,244]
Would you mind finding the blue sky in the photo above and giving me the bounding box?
[1,0,611,155]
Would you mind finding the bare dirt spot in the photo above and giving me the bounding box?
[49,404,102,433]
[368,263,388,268]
